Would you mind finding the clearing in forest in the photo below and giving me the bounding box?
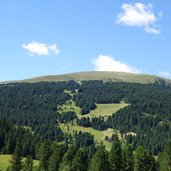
[59,123,123,150]
[58,99,128,119]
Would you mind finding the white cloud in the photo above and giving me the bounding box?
[116,3,161,34]
[22,41,60,56]
[93,55,140,74]
[158,71,170,78]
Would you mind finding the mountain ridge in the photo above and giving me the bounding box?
[1,71,170,84]
[20,71,171,84]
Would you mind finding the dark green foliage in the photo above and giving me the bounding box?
[59,146,76,171]
[39,141,52,171]
[1,79,171,160]
[0,117,42,158]
[134,146,157,171]
[158,141,171,171]
[23,155,33,171]
[77,116,107,130]
[71,148,88,171]
[74,131,94,149]
[9,142,23,171]
[57,112,77,123]
[0,81,79,141]
[88,144,109,171]
[48,144,68,171]
[75,81,171,154]
[123,144,134,171]
[109,137,123,171]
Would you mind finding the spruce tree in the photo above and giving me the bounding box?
[48,144,68,171]
[134,146,147,171]
[109,137,123,171]
[71,148,88,171]
[134,146,157,171]
[123,144,134,171]
[39,141,51,171]
[23,155,33,171]
[88,144,109,171]
[59,145,76,171]
[9,142,23,171]
[158,141,171,171]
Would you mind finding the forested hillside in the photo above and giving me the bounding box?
[0,80,171,153]
[1,117,171,171]
[1,78,171,170]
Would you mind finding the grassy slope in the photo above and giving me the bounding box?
[59,123,122,150]
[0,155,39,171]
[58,99,128,119]
[21,71,166,84]
[84,102,128,118]
[58,99,128,150]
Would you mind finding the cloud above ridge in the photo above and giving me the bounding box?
[116,2,162,34]
[22,41,60,56]
[94,55,140,74]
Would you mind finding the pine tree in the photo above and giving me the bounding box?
[147,152,157,171]
[109,137,123,171]
[39,141,51,171]
[23,155,33,171]
[134,146,147,171]
[134,146,156,171]
[9,142,23,171]
[48,144,68,171]
[59,145,76,171]
[88,144,109,171]
[158,141,171,171]
[123,144,134,171]
[71,148,88,171]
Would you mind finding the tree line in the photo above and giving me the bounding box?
[8,134,171,171]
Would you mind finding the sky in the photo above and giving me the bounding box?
[0,0,171,81]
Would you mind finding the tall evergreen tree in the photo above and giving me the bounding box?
[109,137,123,171]
[158,141,171,171]
[88,144,109,171]
[39,141,51,171]
[9,142,23,171]
[23,155,33,171]
[71,148,88,171]
[134,146,157,171]
[59,145,76,171]
[123,144,134,171]
[48,144,68,171]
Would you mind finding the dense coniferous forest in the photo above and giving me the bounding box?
[1,116,171,171]
[1,79,171,170]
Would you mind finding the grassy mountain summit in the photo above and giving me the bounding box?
[21,71,170,84]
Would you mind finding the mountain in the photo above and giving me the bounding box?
[0,71,171,161]
[20,71,171,84]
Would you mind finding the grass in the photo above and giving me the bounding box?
[59,123,122,150]
[21,71,166,84]
[0,155,39,171]
[58,90,129,150]
[58,99,128,119]
[58,99,82,117]
[82,102,128,119]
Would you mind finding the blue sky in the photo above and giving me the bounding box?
[0,0,171,81]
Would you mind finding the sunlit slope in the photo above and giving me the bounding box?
[21,71,170,84]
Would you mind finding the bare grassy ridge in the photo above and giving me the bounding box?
[21,71,167,84]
